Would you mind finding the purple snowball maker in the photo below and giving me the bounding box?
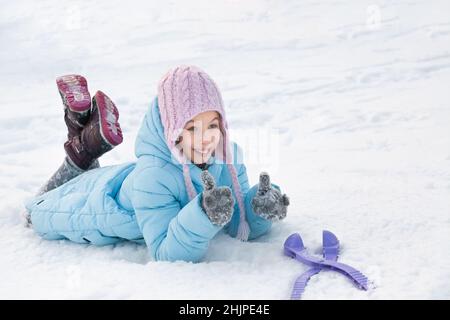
[284,230,369,299]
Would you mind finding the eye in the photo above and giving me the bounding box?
[187,124,218,131]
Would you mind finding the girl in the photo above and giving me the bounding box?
[24,65,290,263]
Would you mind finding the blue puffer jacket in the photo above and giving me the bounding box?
[25,96,282,262]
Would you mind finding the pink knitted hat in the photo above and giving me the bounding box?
[157,65,250,241]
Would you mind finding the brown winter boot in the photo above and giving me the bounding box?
[64,90,123,170]
[56,74,92,140]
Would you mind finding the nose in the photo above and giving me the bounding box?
[192,123,219,149]
[202,135,215,148]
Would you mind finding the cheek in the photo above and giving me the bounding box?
[180,132,193,149]
[205,129,221,143]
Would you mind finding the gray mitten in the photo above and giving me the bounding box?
[251,172,290,221]
[201,170,235,227]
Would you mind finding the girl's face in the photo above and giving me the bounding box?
[176,111,222,164]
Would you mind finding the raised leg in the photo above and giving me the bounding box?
[36,156,100,196]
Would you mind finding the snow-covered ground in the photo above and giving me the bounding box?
[1,0,449,299]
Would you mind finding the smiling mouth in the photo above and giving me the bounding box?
[193,148,211,155]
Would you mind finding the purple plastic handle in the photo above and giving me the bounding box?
[285,232,369,291]
[290,231,341,299]
[291,267,322,300]
[317,260,368,290]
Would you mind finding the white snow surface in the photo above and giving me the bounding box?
[0,0,449,299]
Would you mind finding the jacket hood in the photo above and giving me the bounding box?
[135,96,174,164]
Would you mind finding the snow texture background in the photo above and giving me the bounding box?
[0,0,449,299]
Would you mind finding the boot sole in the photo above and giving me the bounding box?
[56,74,91,113]
[93,90,123,146]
